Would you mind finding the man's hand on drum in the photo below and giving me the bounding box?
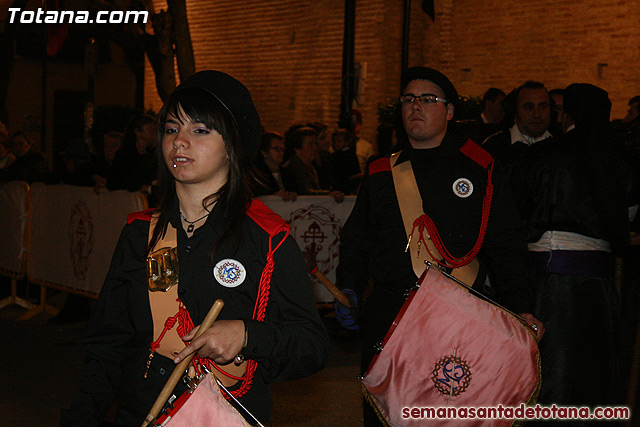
[174,319,245,365]
[519,312,545,341]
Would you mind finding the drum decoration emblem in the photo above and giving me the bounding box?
[431,350,472,399]
[68,200,94,281]
[213,259,246,288]
[452,178,473,198]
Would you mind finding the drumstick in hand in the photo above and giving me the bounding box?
[303,251,351,307]
[141,299,224,427]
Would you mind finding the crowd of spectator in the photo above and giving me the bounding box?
[2,87,640,209]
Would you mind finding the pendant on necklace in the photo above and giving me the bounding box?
[187,223,194,233]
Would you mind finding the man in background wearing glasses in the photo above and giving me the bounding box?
[336,67,543,426]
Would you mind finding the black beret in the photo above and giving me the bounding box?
[175,70,262,159]
[401,67,459,109]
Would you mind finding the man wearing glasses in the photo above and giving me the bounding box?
[336,67,543,426]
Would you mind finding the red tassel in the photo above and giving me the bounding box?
[148,226,290,400]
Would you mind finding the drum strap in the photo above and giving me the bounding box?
[147,216,184,361]
[390,150,482,285]
[145,215,246,389]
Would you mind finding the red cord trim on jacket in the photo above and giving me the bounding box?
[149,202,291,399]
[369,157,391,175]
[411,161,494,269]
[192,213,290,399]
[246,198,288,236]
[149,306,179,353]
[127,208,156,224]
[459,138,493,169]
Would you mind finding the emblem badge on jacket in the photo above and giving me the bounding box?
[452,178,473,198]
[213,259,246,287]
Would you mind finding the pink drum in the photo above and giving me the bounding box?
[152,374,252,427]
[362,266,540,426]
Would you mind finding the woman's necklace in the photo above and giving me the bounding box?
[180,210,210,233]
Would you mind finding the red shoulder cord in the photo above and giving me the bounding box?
[412,162,494,269]
[148,299,194,354]
[186,226,290,399]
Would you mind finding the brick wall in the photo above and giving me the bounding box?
[145,0,409,142]
[145,0,640,142]
[418,0,640,119]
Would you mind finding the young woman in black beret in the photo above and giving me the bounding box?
[61,71,328,427]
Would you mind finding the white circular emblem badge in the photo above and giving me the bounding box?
[213,259,246,288]
[452,178,473,198]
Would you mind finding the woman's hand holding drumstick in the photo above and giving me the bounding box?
[141,299,224,427]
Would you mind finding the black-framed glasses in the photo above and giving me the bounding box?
[399,94,448,106]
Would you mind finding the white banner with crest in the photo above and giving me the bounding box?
[19,187,353,301]
[260,195,356,302]
[28,184,146,295]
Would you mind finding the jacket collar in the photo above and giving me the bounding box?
[394,133,459,166]
[168,193,226,237]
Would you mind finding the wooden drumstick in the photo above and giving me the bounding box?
[141,299,225,427]
[302,251,351,307]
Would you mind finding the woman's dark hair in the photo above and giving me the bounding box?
[149,86,253,259]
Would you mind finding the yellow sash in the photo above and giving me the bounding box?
[390,151,479,286]
[146,215,245,386]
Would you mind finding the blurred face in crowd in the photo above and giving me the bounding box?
[332,135,349,152]
[0,134,9,158]
[10,133,33,157]
[624,101,640,123]
[551,93,563,124]
[136,122,157,149]
[263,137,285,167]
[295,135,318,165]
[560,111,575,134]
[316,129,330,152]
[401,79,454,149]
[484,93,505,124]
[515,87,551,138]
[103,135,122,163]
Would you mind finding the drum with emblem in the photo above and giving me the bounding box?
[362,265,540,426]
